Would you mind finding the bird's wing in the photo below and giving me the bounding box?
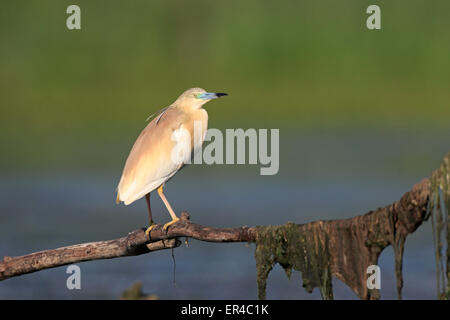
[145,105,171,123]
[117,107,191,205]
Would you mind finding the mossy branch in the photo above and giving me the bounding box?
[255,177,430,300]
[1,153,448,300]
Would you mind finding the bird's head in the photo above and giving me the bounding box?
[175,87,228,110]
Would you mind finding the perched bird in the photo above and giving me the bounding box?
[116,88,227,237]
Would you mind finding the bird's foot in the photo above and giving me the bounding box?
[145,223,157,240]
[163,217,180,231]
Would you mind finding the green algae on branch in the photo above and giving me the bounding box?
[254,153,445,299]
[255,223,333,300]
[429,153,450,300]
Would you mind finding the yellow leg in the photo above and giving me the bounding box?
[157,185,180,230]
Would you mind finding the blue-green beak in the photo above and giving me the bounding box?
[197,92,228,100]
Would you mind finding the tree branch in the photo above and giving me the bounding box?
[0,164,439,299]
[0,213,258,282]
[0,236,180,281]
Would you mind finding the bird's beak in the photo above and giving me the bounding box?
[198,92,228,100]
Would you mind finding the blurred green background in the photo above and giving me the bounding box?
[0,1,449,299]
[1,0,449,172]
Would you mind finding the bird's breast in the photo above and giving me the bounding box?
[185,108,208,149]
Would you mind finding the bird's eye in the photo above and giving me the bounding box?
[194,93,200,98]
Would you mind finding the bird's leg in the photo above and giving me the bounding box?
[157,185,180,230]
[145,193,157,239]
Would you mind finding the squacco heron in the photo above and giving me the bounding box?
[116,88,227,237]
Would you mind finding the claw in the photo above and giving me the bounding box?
[163,217,180,231]
[145,224,157,239]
